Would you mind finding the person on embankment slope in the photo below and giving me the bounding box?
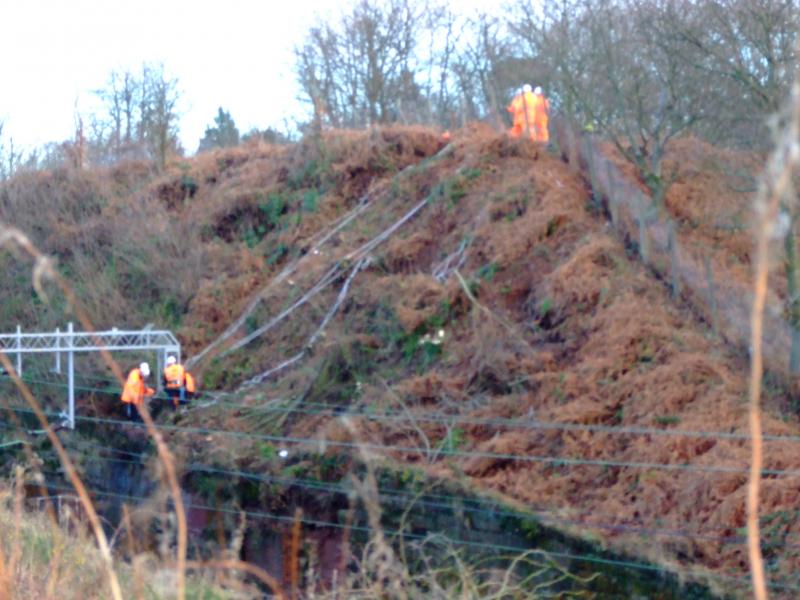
[121,362,155,421]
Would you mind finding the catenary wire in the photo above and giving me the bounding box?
[36,478,795,593]
[4,400,800,478]
[31,450,783,551]
[8,369,800,445]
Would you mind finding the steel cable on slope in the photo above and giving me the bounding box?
[34,478,795,594]
[186,142,455,370]
[9,370,800,445]
[220,159,455,361]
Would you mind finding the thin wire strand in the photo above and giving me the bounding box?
[38,479,793,593]
[66,413,800,477]
[32,451,772,550]
[5,402,800,478]
[9,370,800,444]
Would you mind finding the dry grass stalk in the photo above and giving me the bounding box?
[289,507,302,600]
[0,522,8,600]
[746,54,800,600]
[0,352,123,600]
[341,417,410,600]
[0,384,59,528]
[135,402,188,599]
[132,554,146,600]
[0,222,188,600]
[336,500,355,600]
[44,521,65,598]
[182,559,286,599]
[122,503,136,559]
[378,380,436,461]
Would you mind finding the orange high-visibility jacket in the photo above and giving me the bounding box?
[163,363,187,390]
[532,94,550,141]
[532,94,549,120]
[507,91,537,133]
[185,372,196,394]
[121,368,155,405]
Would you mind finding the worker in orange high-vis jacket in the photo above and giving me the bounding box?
[162,355,193,409]
[507,84,537,141]
[185,372,197,400]
[121,362,155,420]
[532,86,550,143]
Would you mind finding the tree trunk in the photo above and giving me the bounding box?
[784,223,800,373]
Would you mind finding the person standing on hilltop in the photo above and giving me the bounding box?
[532,86,550,143]
[121,362,155,421]
[507,84,538,141]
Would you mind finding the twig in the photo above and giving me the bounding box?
[289,507,302,600]
[182,559,287,599]
[453,269,536,354]
[0,222,188,600]
[432,237,470,282]
[379,380,434,461]
[746,57,800,600]
[0,353,124,600]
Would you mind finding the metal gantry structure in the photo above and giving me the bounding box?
[0,323,181,429]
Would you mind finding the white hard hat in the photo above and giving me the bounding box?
[522,84,532,93]
[166,355,177,366]
[534,86,543,94]
[139,362,150,377]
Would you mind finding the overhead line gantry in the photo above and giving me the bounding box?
[0,323,180,429]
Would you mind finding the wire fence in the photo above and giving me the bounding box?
[3,121,799,596]
[553,120,795,374]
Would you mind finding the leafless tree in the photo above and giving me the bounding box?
[510,0,713,206]
[451,15,517,129]
[0,122,25,181]
[295,0,443,129]
[92,63,182,168]
[675,0,798,147]
[141,64,182,168]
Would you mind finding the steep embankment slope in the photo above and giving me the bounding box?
[147,126,800,593]
[3,125,799,594]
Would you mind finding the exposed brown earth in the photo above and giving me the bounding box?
[5,124,799,595]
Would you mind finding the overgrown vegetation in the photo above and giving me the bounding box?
[0,480,249,599]
[0,1,798,596]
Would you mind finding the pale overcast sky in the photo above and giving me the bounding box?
[1,0,499,155]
